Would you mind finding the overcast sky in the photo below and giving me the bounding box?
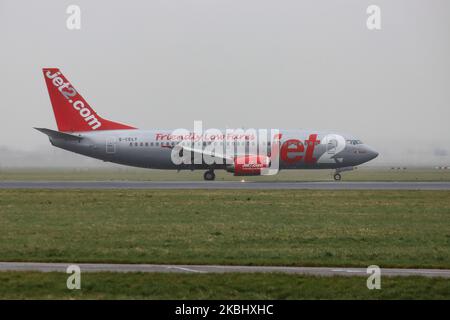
[0,0,449,166]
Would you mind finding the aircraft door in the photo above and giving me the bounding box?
[106,137,116,154]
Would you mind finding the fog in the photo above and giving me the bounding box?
[1,0,449,167]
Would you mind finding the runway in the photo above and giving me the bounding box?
[0,181,450,190]
[0,262,449,278]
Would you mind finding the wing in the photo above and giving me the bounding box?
[177,144,233,164]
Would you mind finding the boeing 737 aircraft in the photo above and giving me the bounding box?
[36,68,378,181]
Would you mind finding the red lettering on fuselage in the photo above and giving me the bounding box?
[280,139,304,163]
[279,134,320,165]
[304,134,320,164]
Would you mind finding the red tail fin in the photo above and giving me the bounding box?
[43,68,135,132]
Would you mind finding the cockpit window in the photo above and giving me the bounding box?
[346,139,363,145]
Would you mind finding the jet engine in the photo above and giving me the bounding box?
[226,155,271,176]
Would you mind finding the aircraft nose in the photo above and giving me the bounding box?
[365,146,379,161]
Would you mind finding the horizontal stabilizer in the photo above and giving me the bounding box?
[34,127,83,141]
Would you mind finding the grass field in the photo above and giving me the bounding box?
[0,272,448,299]
[0,189,449,268]
[1,167,450,181]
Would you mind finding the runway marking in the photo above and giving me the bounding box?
[332,269,365,273]
[167,266,206,273]
[0,262,449,278]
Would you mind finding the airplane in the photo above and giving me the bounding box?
[36,68,378,181]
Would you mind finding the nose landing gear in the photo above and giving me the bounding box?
[203,170,216,181]
[333,166,355,181]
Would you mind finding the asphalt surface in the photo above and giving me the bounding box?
[0,262,448,278]
[1,181,450,190]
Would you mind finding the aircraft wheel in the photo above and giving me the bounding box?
[333,173,342,181]
[204,170,216,181]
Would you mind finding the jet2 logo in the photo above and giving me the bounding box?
[45,70,102,130]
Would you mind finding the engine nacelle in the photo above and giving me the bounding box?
[226,155,271,176]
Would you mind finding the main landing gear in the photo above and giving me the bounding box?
[333,173,342,181]
[203,170,216,181]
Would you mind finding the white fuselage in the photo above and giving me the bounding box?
[47,129,378,171]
